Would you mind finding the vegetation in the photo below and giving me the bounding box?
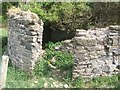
[34,42,73,80]
[0,28,8,56]
[72,74,119,88]
[88,2,119,27]
[0,28,8,37]
[1,2,119,31]
[5,66,120,88]
[19,2,91,30]
[6,65,69,88]
[0,2,19,18]
[6,66,31,88]
[43,42,73,71]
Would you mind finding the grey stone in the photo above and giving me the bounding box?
[26,31,37,36]
[60,25,119,79]
[7,11,43,72]
[92,68,100,74]
[102,65,111,73]
[109,25,120,31]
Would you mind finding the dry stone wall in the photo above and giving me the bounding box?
[7,9,120,78]
[60,25,120,79]
[7,11,43,72]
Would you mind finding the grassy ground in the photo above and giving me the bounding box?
[6,66,68,88]
[72,74,120,88]
[6,65,120,88]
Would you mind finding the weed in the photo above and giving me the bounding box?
[34,58,50,76]
[34,42,74,81]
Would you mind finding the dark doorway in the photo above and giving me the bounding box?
[42,23,76,49]
[42,24,52,49]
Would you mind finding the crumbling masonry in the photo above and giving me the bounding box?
[8,11,43,71]
[60,26,120,78]
[7,10,120,78]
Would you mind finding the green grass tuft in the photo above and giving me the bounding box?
[0,28,8,37]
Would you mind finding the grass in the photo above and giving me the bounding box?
[93,75,120,88]
[0,28,8,37]
[6,65,120,88]
[0,28,8,57]
[0,15,3,24]
[89,75,119,88]
[0,15,7,27]
[72,75,119,88]
[6,66,32,88]
[6,65,67,88]
[0,28,8,63]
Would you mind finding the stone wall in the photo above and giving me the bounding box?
[60,25,120,79]
[7,9,120,77]
[7,11,43,72]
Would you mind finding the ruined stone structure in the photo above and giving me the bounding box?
[7,9,119,78]
[7,11,43,71]
[60,25,120,78]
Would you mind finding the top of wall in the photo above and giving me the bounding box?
[76,25,120,38]
[8,7,43,26]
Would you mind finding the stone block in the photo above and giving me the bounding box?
[95,45,104,51]
[76,29,87,36]
[26,31,37,36]
[109,25,120,31]
[109,32,118,36]
[84,46,96,51]
[76,54,87,61]
[25,36,37,42]
[75,37,96,46]
[76,46,84,51]
[101,65,111,73]
[110,36,118,46]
